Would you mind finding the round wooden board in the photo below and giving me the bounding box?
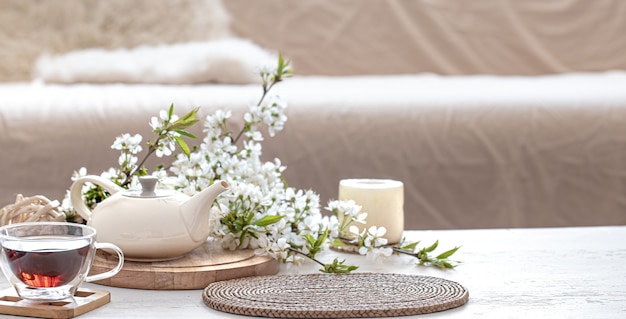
[89,240,280,290]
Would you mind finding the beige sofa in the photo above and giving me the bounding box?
[1,0,626,230]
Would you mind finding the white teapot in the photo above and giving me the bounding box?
[70,175,228,261]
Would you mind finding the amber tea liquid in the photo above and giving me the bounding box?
[2,237,90,288]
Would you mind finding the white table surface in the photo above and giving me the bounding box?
[1,226,625,318]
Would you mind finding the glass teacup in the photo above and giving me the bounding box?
[0,222,124,301]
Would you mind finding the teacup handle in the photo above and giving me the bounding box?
[85,242,124,282]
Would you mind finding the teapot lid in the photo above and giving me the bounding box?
[123,176,174,198]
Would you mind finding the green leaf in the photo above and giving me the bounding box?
[245,212,255,224]
[277,53,285,70]
[331,238,347,247]
[234,220,243,230]
[180,107,200,122]
[303,234,316,246]
[436,246,461,260]
[174,136,191,157]
[168,107,200,131]
[274,52,293,81]
[319,258,359,274]
[400,241,419,251]
[315,228,329,247]
[169,119,200,131]
[175,130,197,139]
[424,240,439,253]
[252,215,283,227]
[246,231,259,240]
[168,103,174,120]
[238,232,247,246]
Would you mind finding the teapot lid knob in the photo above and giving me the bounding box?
[123,176,173,198]
[139,176,158,197]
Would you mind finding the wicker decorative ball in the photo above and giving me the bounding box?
[0,194,66,226]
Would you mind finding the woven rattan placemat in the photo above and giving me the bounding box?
[202,273,469,318]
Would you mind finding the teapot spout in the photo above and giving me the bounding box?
[180,180,229,242]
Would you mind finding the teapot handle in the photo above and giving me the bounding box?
[70,175,124,221]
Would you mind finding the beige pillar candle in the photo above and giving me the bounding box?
[338,179,404,244]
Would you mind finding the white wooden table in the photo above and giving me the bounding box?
[1,226,625,318]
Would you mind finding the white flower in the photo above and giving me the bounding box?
[245,131,264,142]
[255,63,277,76]
[269,237,291,260]
[242,141,262,159]
[99,167,118,181]
[150,110,179,131]
[118,154,138,167]
[160,110,178,122]
[204,109,231,138]
[378,247,393,257]
[149,116,161,131]
[206,109,231,127]
[154,135,179,158]
[368,226,387,238]
[155,144,172,157]
[326,199,368,226]
[349,225,361,237]
[323,215,340,238]
[265,96,288,137]
[111,133,142,154]
[71,167,88,181]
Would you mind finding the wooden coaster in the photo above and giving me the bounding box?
[203,273,469,318]
[90,240,280,290]
[0,288,109,319]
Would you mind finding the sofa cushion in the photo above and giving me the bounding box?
[0,0,230,82]
[33,39,276,85]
